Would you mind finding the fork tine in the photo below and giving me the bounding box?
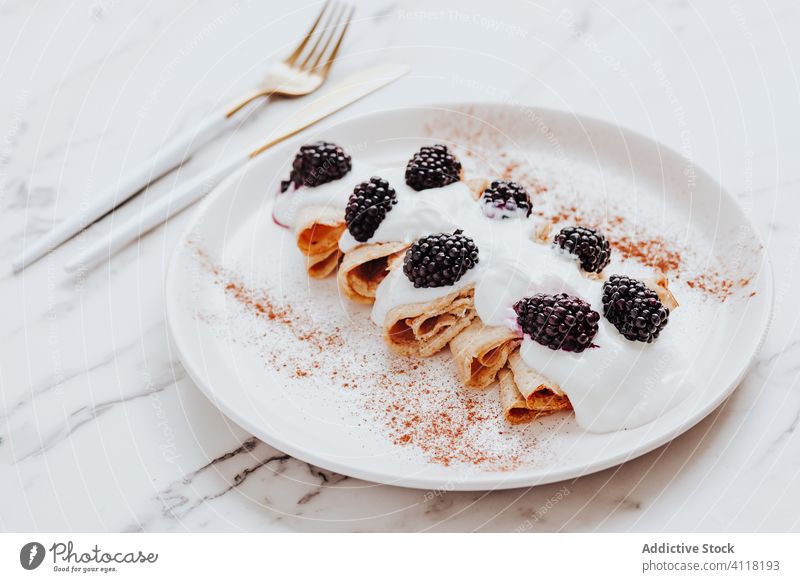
[285,0,330,66]
[300,2,345,71]
[310,4,353,72]
[316,5,354,76]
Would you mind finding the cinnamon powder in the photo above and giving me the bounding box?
[685,274,751,302]
[609,233,682,274]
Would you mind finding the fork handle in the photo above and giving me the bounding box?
[226,89,274,117]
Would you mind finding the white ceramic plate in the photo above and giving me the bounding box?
[166,103,772,490]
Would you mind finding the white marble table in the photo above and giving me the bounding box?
[1,0,798,532]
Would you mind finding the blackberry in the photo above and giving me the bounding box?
[602,275,670,342]
[405,144,462,191]
[480,180,532,219]
[280,141,351,192]
[403,230,479,288]
[554,226,611,273]
[514,293,599,353]
[344,177,398,242]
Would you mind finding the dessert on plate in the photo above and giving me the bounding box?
[272,140,691,434]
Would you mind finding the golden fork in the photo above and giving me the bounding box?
[227,0,355,116]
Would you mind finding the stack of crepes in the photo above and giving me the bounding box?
[289,179,575,425]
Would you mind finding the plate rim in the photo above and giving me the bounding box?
[165,101,775,491]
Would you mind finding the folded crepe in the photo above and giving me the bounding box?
[383,286,476,357]
[645,272,679,310]
[499,351,572,424]
[295,206,345,278]
[337,241,409,304]
[449,318,521,389]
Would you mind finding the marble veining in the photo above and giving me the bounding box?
[1,0,799,532]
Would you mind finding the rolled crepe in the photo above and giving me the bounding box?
[295,206,345,278]
[305,247,343,279]
[383,286,476,357]
[499,351,571,424]
[337,241,409,304]
[449,318,521,389]
[645,272,679,310]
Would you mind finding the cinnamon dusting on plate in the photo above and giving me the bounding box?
[194,245,537,470]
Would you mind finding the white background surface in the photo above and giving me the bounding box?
[1,0,798,532]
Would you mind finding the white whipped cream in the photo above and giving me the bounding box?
[275,160,694,433]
